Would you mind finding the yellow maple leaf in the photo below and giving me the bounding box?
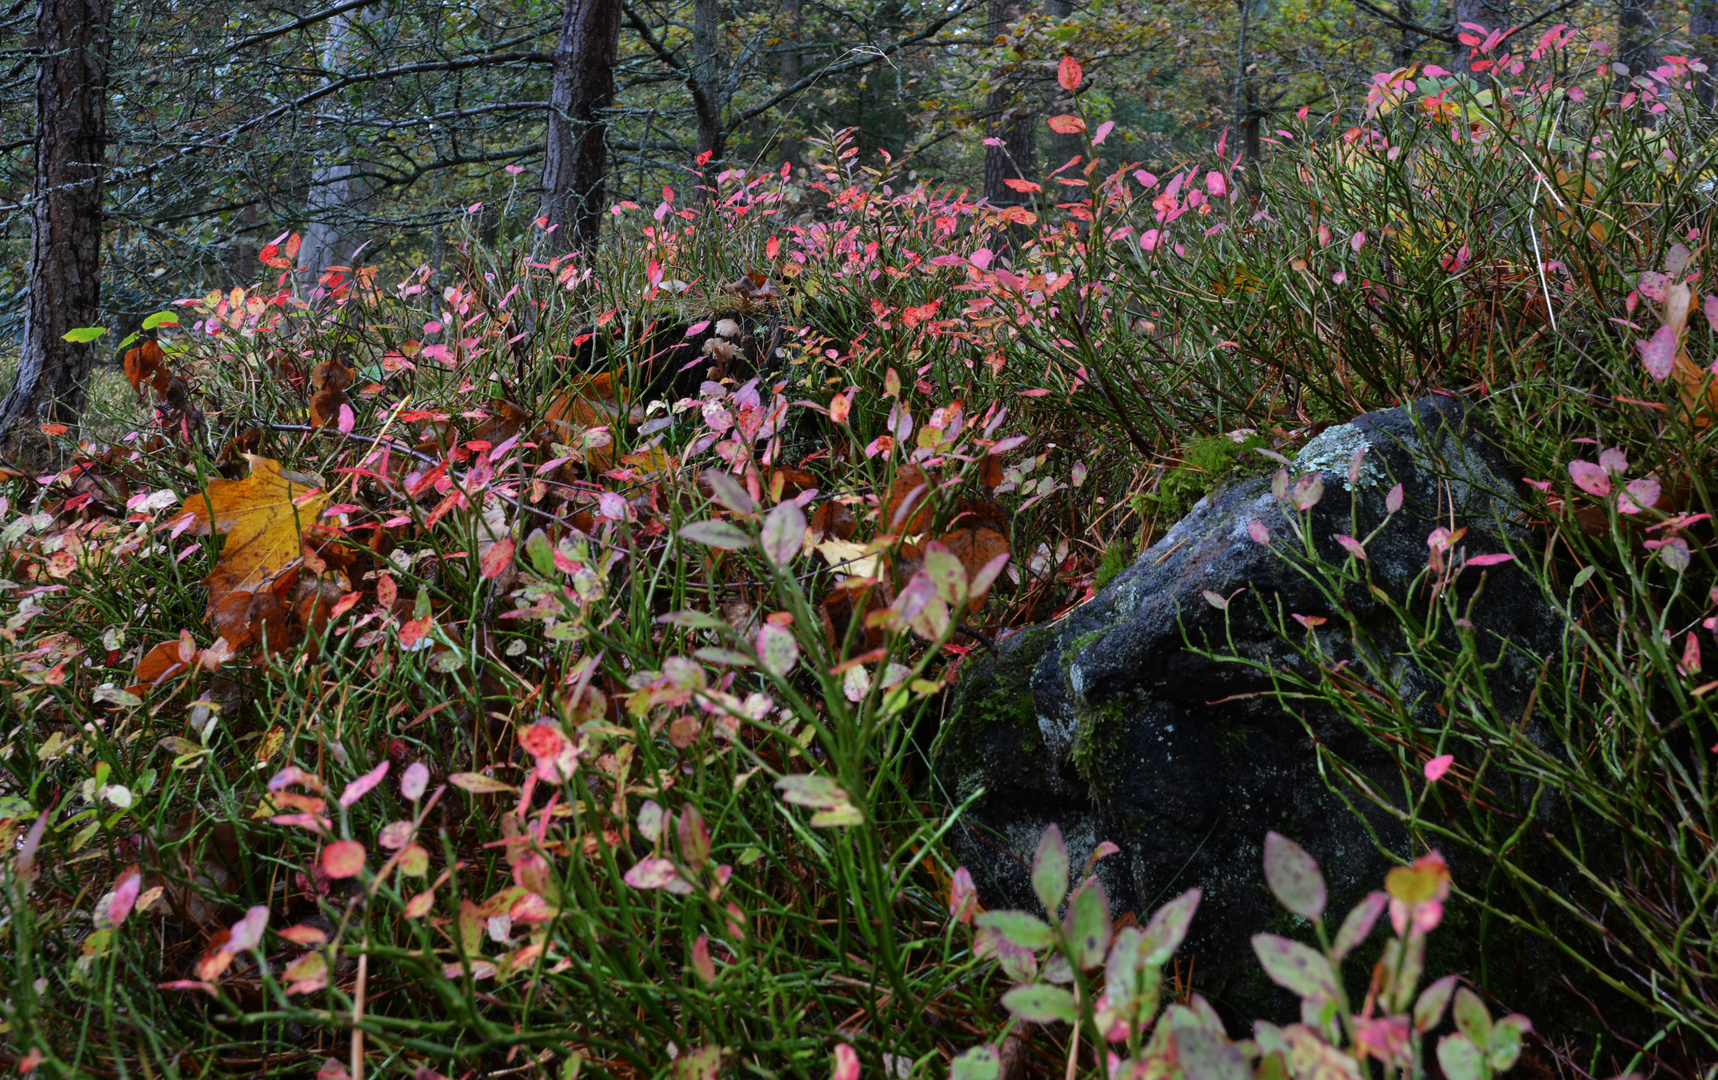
[176,454,330,597]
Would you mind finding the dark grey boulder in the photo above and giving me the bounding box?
[938,394,1569,1025]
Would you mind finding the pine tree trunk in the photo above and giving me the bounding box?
[1617,0,1659,99]
[1695,0,1717,106]
[778,0,803,170]
[0,0,111,442]
[540,0,621,250]
[982,0,1034,213]
[1042,0,1082,174]
[1450,0,1504,74]
[298,10,389,280]
[692,0,725,165]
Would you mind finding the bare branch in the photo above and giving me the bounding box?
[228,0,388,52]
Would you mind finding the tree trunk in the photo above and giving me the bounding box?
[1695,0,1717,106]
[540,0,621,250]
[298,9,387,280]
[692,0,726,166]
[1042,0,1082,174]
[1617,0,1659,98]
[982,0,1034,212]
[778,0,803,170]
[0,0,111,442]
[1450,0,1505,74]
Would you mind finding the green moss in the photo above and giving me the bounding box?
[938,624,1060,797]
[1060,628,1107,680]
[1070,699,1129,797]
[1093,541,1131,591]
[1140,431,1271,525]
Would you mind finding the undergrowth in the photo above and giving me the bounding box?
[0,34,1716,1080]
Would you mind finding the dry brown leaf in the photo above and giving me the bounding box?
[123,340,166,401]
[883,464,932,534]
[308,388,351,429]
[177,456,331,648]
[545,373,634,471]
[1662,283,1718,427]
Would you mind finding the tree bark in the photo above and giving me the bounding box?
[1042,0,1082,175]
[777,0,803,170]
[1450,0,1506,74]
[982,0,1034,212]
[540,0,621,250]
[0,0,111,442]
[1695,0,1717,106]
[692,0,726,165]
[298,8,388,280]
[1617,0,1659,98]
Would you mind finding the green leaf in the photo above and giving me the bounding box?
[759,501,806,568]
[1140,888,1201,965]
[1413,974,1459,1033]
[1262,832,1326,921]
[1173,1027,1249,1080]
[1001,983,1077,1025]
[1066,878,1111,969]
[1571,565,1596,590]
[525,529,555,575]
[702,470,756,515]
[1487,1016,1530,1070]
[1435,1033,1488,1080]
[692,647,754,667]
[1452,987,1492,1048]
[1032,823,1069,913]
[774,774,851,810]
[141,311,180,330]
[1250,934,1340,1000]
[947,1046,999,1080]
[1331,890,1387,961]
[975,910,1056,951]
[680,520,753,550]
[62,326,107,343]
[0,795,34,818]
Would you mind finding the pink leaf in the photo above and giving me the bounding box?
[1133,170,1157,189]
[1350,230,1366,253]
[950,866,978,924]
[833,1043,861,1080]
[1139,229,1161,252]
[1205,170,1227,197]
[624,858,681,890]
[322,840,367,879]
[1639,325,1679,381]
[1331,271,1347,285]
[1092,121,1115,145]
[1619,477,1660,514]
[1599,447,1628,474]
[1335,534,1368,561]
[1057,56,1084,92]
[969,248,993,271]
[339,761,390,808]
[480,536,515,579]
[1464,552,1514,567]
[401,762,430,802]
[1248,520,1271,545]
[337,404,355,435]
[1386,484,1404,513]
[1292,613,1327,629]
[1705,294,1718,330]
[104,868,143,928]
[225,905,270,952]
[1568,460,1612,497]
[1422,63,1451,76]
[1424,755,1454,782]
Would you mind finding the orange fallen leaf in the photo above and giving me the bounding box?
[176,455,331,646]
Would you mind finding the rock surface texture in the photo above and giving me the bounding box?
[939,395,1564,1022]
